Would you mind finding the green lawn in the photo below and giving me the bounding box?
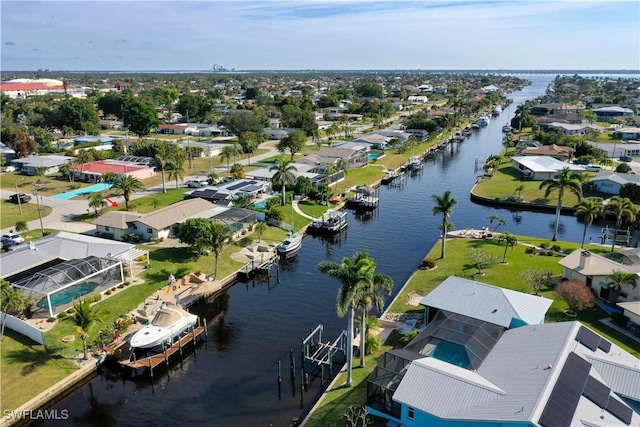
[387,237,640,357]
[1,329,79,413]
[1,200,52,230]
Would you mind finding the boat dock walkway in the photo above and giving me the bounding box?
[118,325,206,373]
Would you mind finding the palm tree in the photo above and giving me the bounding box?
[514,102,531,139]
[0,281,24,340]
[318,250,379,386]
[539,167,584,241]
[168,161,185,189]
[354,265,392,367]
[269,159,298,206]
[575,197,603,248]
[605,270,637,304]
[14,220,28,233]
[71,298,103,360]
[606,196,637,252]
[88,192,107,216]
[431,190,457,259]
[155,141,173,193]
[207,171,219,185]
[111,175,143,210]
[336,158,348,190]
[205,220,229,280]
[220,144,241,172]
[254,221,267,242]
[498,232,518,263]
[101,171,117,184]
[487,215,507,232]
[59,162,74,185]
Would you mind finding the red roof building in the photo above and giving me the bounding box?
[73,160,155,183]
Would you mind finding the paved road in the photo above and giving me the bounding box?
[1,140,282,237]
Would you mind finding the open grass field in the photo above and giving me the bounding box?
[0,200,52,230]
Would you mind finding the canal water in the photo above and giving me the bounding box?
[33,75,625,427]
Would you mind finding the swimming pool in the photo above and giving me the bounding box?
[431,341,471,368]
[52,183,113,200]
[37,281,99,309]
[253,201,267,209]
[368,153,381,160]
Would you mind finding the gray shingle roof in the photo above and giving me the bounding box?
[133,198,214,230]
[91,211,143,229]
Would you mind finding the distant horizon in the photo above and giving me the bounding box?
[2,1,638,71]
[3,68,640,75]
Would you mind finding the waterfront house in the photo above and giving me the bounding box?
[129,198,215,241]
[541,122,591,135]
[353,133,389,149]
[511,155,586,180]
[616,301,640,337]
[558,249,640,303]
[185,179,270,205]
[0,231,142,319]
[158,123,189,135]
[590,172,640,195]
[303,146,368,169]
[519,143,575,160]
[367,276,640,426]
[531,103,586,115]
[12,154,73,176]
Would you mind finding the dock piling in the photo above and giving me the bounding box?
[278,360,282,400]
[203,318,208,341]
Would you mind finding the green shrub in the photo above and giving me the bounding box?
[47,317,56,323]
[399,329,420,346]
[57,312,68,319]
[420,256,437,269]
[66,308,75,314]
[540,242,550,249]
[544,251,554,256]
[365,335,381,355]
[123,281,130,286]
[111,287,117,292]
[117,284,124,289]
[105,290,112,295]
[551,245,561,252]
[525,247,536,254]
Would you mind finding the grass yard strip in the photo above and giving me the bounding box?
[1,201,52,230]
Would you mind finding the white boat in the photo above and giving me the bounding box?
[502,124,513,133]
[491,105,502,116]
[277,232,302,254]
[308,210,348,233]
[408,156,422,170]
[130,303,198,350]
[477,116,491,127]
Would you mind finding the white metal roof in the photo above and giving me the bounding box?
[511,155,586,173]
[419,276,553,327]
[0,231,135,279]
[558,249,639,275]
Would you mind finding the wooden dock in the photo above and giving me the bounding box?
[118,326,206,372]
[236,253,277,281]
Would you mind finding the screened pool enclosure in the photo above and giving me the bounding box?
[12,256,124,317]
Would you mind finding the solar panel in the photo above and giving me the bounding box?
[576,326,600,351]
[598,338,612,353]
[607,397,633,425]
[583,376,610,408]
[539,352,591,427]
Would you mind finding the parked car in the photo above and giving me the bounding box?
[585,165,602,172]
[1,233,25,247]
[186,179,209,188]
[619,156,633,163]
[9,193,31,204]
[3,166,16,172]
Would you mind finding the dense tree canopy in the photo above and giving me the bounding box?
[53,98,100,134]
[354,79,384,98]
[218,110,265,138]
[175,93,212,123]
[123,97,160,136]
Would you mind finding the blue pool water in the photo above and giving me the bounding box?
[37,282,99,308]
[52,183,113,200]
[253,201,267,209]
[368,153,381,160]
[602,305,622,315]
[431,341,471,368]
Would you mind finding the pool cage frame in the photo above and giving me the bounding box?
[11,255,124,318]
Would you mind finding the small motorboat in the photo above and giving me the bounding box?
[308,210,348,233]
[277,232,302,255]
[130,303,198,350]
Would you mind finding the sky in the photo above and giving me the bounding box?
[1,0,639,71]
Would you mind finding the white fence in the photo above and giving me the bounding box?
[1,312,45,344]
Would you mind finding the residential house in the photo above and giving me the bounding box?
[185,179,270,205]
[541,122,591,135]
[353,133,389,149]
[589,141,640,158]
[130,198,215,241]
[407,95,428,105]
[614,127,640,140]
[616,301,640,337]
[511,155,585,180]
[92,211,144,241]
[531,103,586,115]
[404,129,429,141]
[12,155,73,176]
[559,249,640,302]
[114,82,131,91]
[305,146,368,169]
[73,159,156,183]
[536,113,585,125]
[519,143,575,160]
[593,106,635,121]
[367,276,640,427]
[590,172,640,195]
[158,124,189,135]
